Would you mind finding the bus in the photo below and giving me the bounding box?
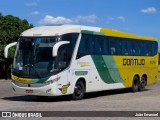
[4,25,158,100]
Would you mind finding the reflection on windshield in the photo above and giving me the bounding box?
[13,33,79,78]
[13,37,60,77]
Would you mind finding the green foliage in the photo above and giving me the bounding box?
[0,13,34,63]
[0,14,33,44]
[0,44,5,62]
[8,47,16,58]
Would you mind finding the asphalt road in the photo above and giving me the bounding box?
[0,74,160,120]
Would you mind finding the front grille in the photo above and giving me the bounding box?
[12,80,45,87]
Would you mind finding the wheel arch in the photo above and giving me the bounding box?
[71,77,86,100]
[70,77,86,94]
[76,77,86,91]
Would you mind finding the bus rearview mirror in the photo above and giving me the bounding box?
[52,41,70,57]
[4,42,17,58]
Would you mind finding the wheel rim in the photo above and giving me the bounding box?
[75,84,82,96]
[141,78,146,89]
[134,79,139,90]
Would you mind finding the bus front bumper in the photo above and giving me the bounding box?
[11,82,58,96]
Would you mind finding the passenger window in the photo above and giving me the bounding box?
[127,40,132,55]
[135,41,142,55]
[62,33,79,51]
[77,34,157,57]
[122,40,126,55]
[122,39,131,55]
[151,42,158,56]
[94,35,104,54]
[77,34,94,58]
[131,40,136,55]
[116,39,122,55]
[103,37,109,54]
[109,37,116,55]
[143,41,151,56]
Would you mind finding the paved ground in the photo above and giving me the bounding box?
[0,74,160,120]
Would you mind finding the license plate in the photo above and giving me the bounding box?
[26,89,33,93]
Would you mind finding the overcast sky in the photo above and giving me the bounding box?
[0,0,160,45]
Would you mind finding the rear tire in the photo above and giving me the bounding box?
[131,76,140,92]
[139,76,147,91]
[72,81,85,100]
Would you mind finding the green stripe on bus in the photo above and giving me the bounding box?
[91,55,116,84]
[81,30,94,34]
[30,77,49,83]
[91,55,124,84]
[81,30,104,36]
[102,56,124,83]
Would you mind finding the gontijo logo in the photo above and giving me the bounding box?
[123,59,145,66]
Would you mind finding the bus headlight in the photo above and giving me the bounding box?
[44,77,60,85]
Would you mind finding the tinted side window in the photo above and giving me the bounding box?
[109,37,116,55]
[151,42,158,56]
[77,34,157,57]
[116,39,122,55]
[62,33,79,51]
[77,34,94,58]
[139,41,145,55]
[62,33,79,60]
[131,40,143,56]
[109,37,123,55]
[103,37,109,54]
[122,39,132,55]
[131,40,136,55]
[143,41,151,56]
[94,35,105,54]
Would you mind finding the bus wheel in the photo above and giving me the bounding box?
[131,76,139,92]
[72,81,85,100]
[139,76,147,91]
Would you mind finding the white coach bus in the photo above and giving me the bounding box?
[4,25,158,100]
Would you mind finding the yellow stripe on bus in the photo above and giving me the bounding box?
[12,75,32,84]
[101,28,156,41]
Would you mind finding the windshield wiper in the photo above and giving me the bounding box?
[24,64,42,78]
[31,64,42,78]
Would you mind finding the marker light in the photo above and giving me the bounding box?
[44,77,60,85]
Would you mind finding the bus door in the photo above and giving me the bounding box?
[56,45,70,95]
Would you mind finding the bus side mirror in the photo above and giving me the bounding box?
[52,41,70,57]
[4,42,17,58]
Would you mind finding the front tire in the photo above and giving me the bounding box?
[72,81,85,100]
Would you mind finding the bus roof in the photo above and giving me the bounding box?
[21,25,156,41]
[100,28,156,41]
[20,25,81,37]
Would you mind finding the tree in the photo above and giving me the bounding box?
[0,14,33,44]
[0,13,33,61]
[0,13,34,79]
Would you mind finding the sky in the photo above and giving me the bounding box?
[0,0,160,46]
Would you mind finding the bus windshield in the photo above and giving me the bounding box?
[13,36,73,78]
